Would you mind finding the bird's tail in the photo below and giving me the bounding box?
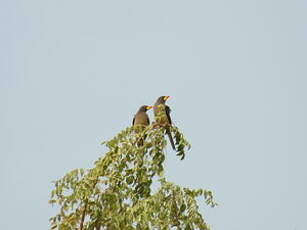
[166,129,176,151]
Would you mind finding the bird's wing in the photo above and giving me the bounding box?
[165,105,172,124]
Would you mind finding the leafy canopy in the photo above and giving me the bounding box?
[49,125,216,230]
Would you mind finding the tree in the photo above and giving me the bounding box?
[49,124,217,230]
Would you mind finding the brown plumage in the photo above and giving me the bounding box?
[132,105,152,146]
[153,96,176,150]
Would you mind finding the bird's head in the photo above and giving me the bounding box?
[156,96,170,104]
[138,105,153,112]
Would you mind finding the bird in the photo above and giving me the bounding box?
[132,105,152,146]
[153,96,176,150]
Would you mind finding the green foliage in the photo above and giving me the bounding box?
[49,125,216,230]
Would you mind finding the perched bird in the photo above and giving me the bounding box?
[153,96,176,150]
[132,105,152,146]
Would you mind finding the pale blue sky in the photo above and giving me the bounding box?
[1,0,307,229]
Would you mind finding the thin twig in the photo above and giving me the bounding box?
[79,178,99,230]
[79,199,88,230]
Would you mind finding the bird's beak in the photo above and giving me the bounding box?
[164,96,170,101]
[146,106,153,110]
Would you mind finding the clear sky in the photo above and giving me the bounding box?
[1,0,307,229]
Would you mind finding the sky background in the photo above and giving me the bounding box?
[1,0,307,229]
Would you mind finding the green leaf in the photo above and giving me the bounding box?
[126,176,134,185]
